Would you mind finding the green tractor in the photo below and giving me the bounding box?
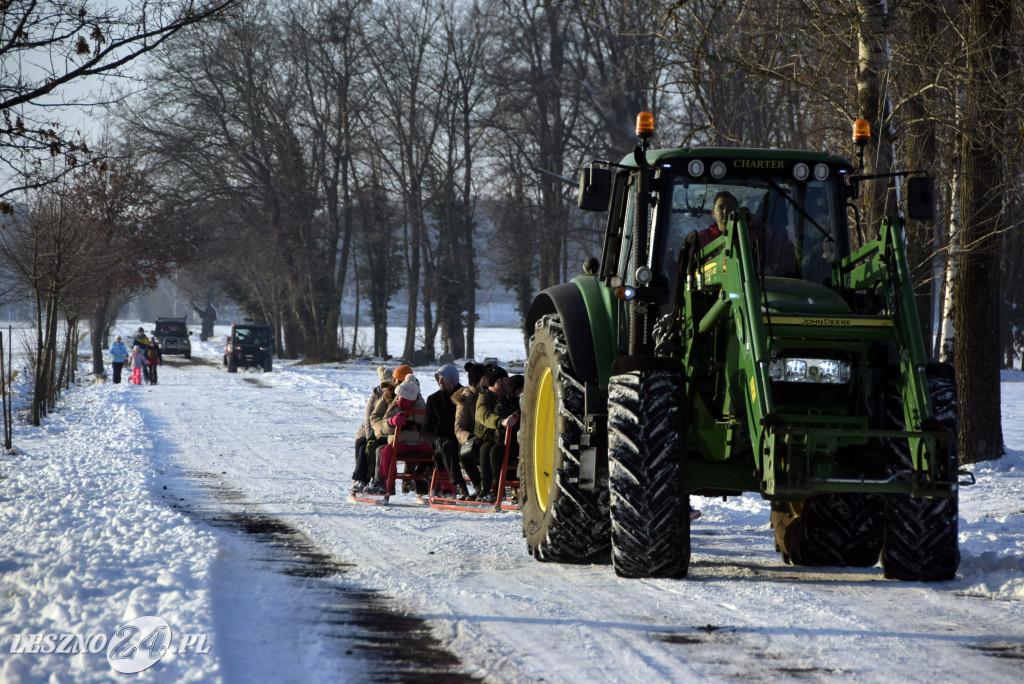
[519,112,969,581]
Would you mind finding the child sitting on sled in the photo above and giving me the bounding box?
[366,376,432,495]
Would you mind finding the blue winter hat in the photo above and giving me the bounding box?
[435,364,460,389]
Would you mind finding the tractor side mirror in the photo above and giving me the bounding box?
[578,166,611,212]
[906,177,935,221]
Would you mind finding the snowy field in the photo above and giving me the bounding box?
[0,322,1022,682]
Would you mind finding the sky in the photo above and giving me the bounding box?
[0,323,1022,682]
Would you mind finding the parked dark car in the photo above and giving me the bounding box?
[224,324,274,372]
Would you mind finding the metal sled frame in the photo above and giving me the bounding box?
[429,423,519,513]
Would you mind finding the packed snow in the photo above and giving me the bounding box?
[1,324,1023,682]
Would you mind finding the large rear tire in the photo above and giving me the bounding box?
[880,364,960,581]
[608,370,689,578]
[519,314,610,563]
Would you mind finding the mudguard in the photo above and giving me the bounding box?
[525,276,618,389]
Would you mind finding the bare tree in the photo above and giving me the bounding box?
[574,0,666,154]
[118,0,355,360]
[352,167,402,358]
[71,151,195,376]
[485,0,596,297]
[0,0,240,200]
[285,0,373,356]
[363,0,446,361]
[0,175,100,423]
[418,1,499,360]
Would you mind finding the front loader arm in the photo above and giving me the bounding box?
[695,214,775,469]
[838,218,947,483]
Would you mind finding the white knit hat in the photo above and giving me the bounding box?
[395,376,420,401]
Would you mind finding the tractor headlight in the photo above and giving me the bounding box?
[769,357,851,384]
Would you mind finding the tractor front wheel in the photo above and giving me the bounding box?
[880,364,960,581]
[608,370,689,578]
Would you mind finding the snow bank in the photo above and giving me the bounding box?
[0,384,220,682]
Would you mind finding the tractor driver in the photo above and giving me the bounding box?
[696,191,797,277]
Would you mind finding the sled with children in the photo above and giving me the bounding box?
[349,362,522,511]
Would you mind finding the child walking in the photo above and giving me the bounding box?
[130,345,146,385]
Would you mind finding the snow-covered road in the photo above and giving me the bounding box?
[2,329,1023,682]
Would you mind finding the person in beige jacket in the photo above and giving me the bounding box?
[449,362,486,498]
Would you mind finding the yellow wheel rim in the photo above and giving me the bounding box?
[533,366,555,512]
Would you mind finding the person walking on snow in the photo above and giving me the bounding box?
[129,345,147,385]
[109,335,128,384]
[145,339,162,385]
[132,327,152,383]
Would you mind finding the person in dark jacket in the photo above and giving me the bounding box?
[474,365,518,503]
[132,327,152,382]
[421,364,466,499]
[145,339,162,385]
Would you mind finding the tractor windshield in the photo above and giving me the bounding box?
[657,171,843,287]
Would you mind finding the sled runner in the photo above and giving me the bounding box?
[429,422,519,513]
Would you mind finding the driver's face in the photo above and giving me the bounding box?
[713,197,738,230]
